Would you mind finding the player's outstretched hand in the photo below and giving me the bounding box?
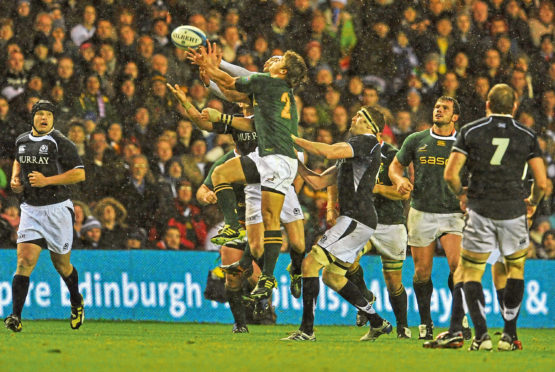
[28,171,48,187]
[201,190,217,205]
[167,83,188,105]
[10,176,23,193]
[205,42,222,67]
[201,108,222,123]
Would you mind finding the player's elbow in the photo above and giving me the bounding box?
[76,168,86,182]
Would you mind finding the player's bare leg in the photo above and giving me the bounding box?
[51,251,84,329]
[441,233,471,340]
[211,157,247,244]
[5,242,41,332]
[284,219,305,298]
[461,249,493,351]
[250,190,284,300]
[411,243,435,339]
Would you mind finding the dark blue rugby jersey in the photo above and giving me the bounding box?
[452,114,542,219]
[212,114,258,156]
[337,134,381,228]
[15,130,84,206]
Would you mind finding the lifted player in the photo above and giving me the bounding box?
[189,45,307,300]
[282,106,392,342]
[5,100,85,332]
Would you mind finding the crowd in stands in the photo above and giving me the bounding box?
[0,0,553,258]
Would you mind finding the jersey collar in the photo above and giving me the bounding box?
[429,128,457,141]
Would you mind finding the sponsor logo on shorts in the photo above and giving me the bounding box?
[519,237,528,247]
[18,233,25,239]
[39,144,49,154]
[246,215,258,221]
[293,208,301,216]
[320,234,327,242]
[63,243,69,251]
[265,176,275,183]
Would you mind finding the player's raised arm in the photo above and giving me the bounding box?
[188,44,237,90]
[167,83,214,132]
[292,135,354,160]
[200,108,254,132]
[296,160,338,190]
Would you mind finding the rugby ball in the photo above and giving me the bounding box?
[171,25,207,50]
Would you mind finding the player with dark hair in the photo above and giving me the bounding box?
[341,125,412,339]
[282,106,392,341]
[189,46,308,300]
[5,100,86,332]
[389,96,470,341]
[443,84,546,351]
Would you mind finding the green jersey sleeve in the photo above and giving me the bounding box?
[395,132,418,166]
[235,73,268,95]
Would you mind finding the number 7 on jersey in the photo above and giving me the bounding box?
[490,138,510,165]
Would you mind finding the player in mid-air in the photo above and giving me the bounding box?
[389,96,470,340]
[5,100,85,332]
[443,84,546,351]
[282,106,392,341]
[189,45,307,300]
[339,124,412,339]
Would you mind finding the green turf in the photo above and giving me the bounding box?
[0,321,553,372]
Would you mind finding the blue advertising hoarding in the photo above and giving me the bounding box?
[0,250,552,328]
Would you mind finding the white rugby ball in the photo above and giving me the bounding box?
[171,25,207,50]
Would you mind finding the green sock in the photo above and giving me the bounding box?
[238,243,254,268]
[214,183,240,230]
[262,230,282,277]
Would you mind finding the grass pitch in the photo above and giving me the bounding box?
[0,321,552,372]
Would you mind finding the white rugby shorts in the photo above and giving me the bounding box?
[316,215,375,264]
[407,208,464,247]
[463,209,529,257]
[368,223,408,261]
[244,184,304,226]
[17,199,74,254]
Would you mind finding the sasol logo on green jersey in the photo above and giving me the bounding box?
[419,156,448,166]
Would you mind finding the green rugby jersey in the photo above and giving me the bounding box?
[203,151,246,221]
[235,73,298,159]
[375,142,405,225]
[396,128,461,214]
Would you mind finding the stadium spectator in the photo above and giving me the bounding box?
[70,5,96,47]
[1,51,27,101]
[93,197,128,250]
[173,118,203,156]
[0,96,25,162]
[80,217,103,249]
[156,226,187,250]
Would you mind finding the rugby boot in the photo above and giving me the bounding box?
[286,263,302,299]
[232,323,249,333]
[418,323,434,340]
[397,326,412,339]
[280,330,316,341]
[4,315,22,333]
[468,333,493,351]
[498,333,522,351]
[355,292,376,327]
[360,319,393,341]
[423,331,463,349]
[250,275,277,300]
[211,225,246,246]
[462,315,472,340]
[70,295,85,330]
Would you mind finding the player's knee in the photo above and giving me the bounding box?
[347,261,360,275]
[289,237,305,254]
[262,209,280,227]
[414,267,431,282]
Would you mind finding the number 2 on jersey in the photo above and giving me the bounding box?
[490,138,510,165]
[280,92,291,119]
